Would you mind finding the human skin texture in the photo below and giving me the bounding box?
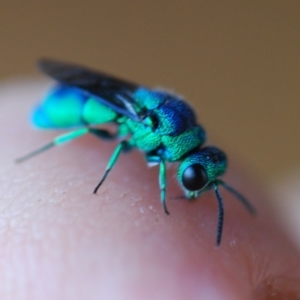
[0,80,300,300]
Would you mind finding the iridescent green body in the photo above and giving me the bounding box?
[17,59,255,245]
[34,86,206,162]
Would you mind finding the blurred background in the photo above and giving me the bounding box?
[0,2,299,241]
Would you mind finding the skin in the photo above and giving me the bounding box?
[0,80,300,300]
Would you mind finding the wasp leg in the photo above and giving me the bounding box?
[212,183,224,246]
[146,156,169,215]
[15,127,120,164]
[15,128,90,163]
[159,160,170,215]
[93,140,129,194]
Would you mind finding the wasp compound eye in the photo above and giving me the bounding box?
[182,164,208,191]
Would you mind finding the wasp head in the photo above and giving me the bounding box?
[178,146,227,194]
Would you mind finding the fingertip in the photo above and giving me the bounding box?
[1,80,300,299]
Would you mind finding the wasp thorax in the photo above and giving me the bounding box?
[182,164,208,191]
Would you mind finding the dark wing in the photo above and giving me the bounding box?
[38,58,144,121]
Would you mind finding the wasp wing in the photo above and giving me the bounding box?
[38,58,144,121]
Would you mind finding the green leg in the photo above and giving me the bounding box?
[146,155,169,215]
[93,140,128,194]
[15,128,89,163]
[159,160,169,215]
[16,128,116,163]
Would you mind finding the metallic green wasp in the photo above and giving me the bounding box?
[17,59,255,245]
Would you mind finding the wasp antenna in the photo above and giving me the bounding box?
[217,180,256,216]
[212,183,224,246]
